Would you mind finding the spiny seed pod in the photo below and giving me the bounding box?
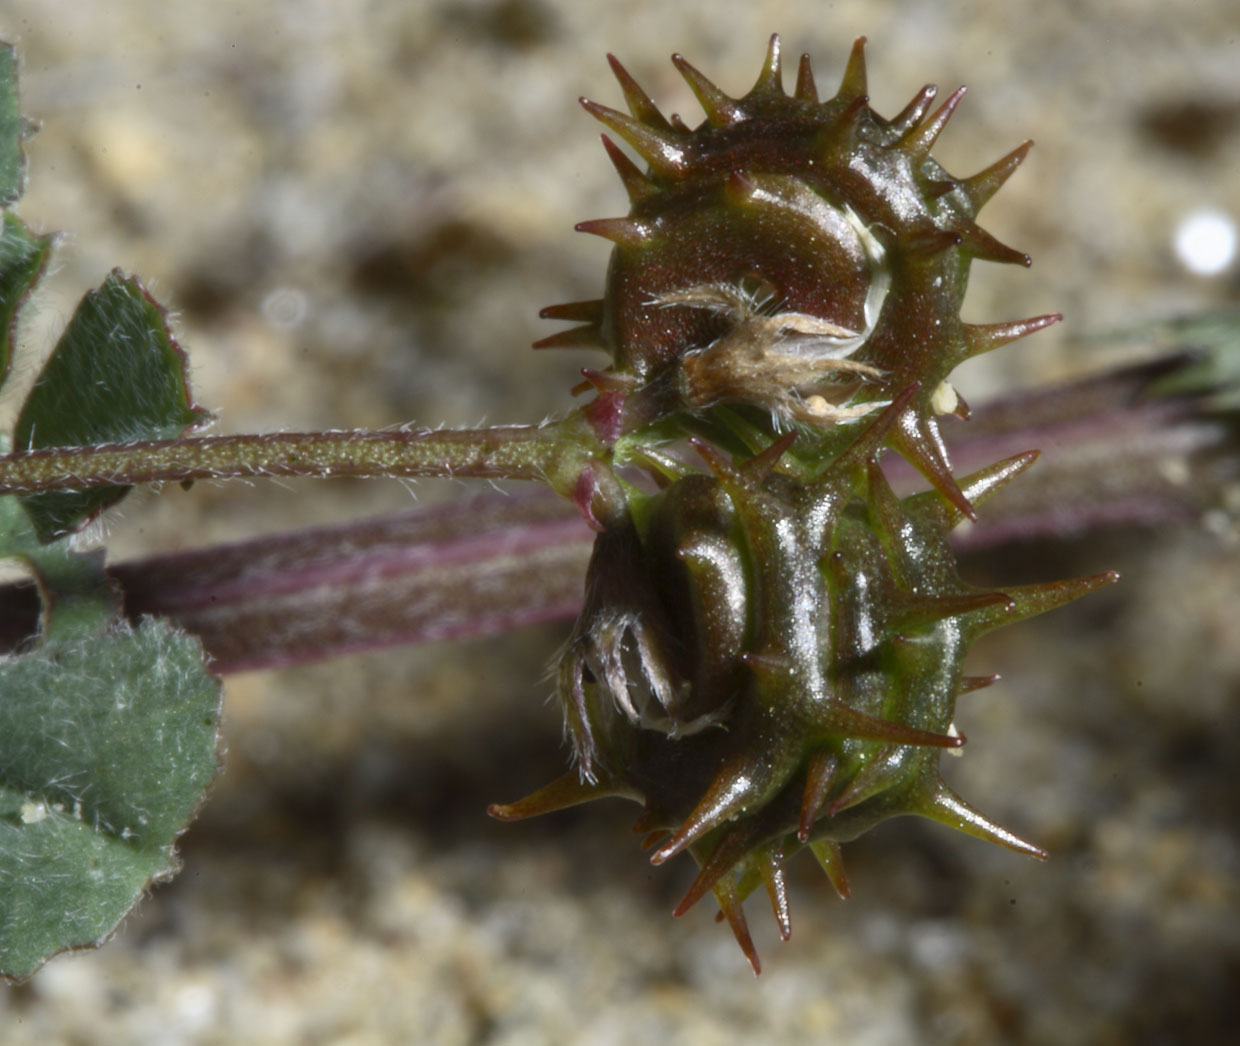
[491,35,1116,974]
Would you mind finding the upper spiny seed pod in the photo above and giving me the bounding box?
[496,37,1116,974]
[539,33,1061,515]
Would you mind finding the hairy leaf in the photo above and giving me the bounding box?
[0,615,220,845]
[0,61,223,974]
[0,213,54,397]
[0,42,26,206]
[0,784,173,980]
[0,483,222,981]
[0,618,221,981]
[15,271,212,540]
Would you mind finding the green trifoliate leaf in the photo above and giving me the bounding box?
[0,618,221,981]
[0,615,221,849]
[0,41,29,206]
[0,45,223,980]
[0,783,177,979]
[0,45,54,397]
[15,270,212,541]
[0,212,54,394]
[0,497,221,980]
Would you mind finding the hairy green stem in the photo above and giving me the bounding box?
[0,423,592,494]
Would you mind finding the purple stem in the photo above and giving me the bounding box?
[0,352,1231,672]
[0,489,594,672]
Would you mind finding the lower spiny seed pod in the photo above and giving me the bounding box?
[490,36,1117,973]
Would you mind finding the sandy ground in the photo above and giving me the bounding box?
[1,1,1239,1042]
